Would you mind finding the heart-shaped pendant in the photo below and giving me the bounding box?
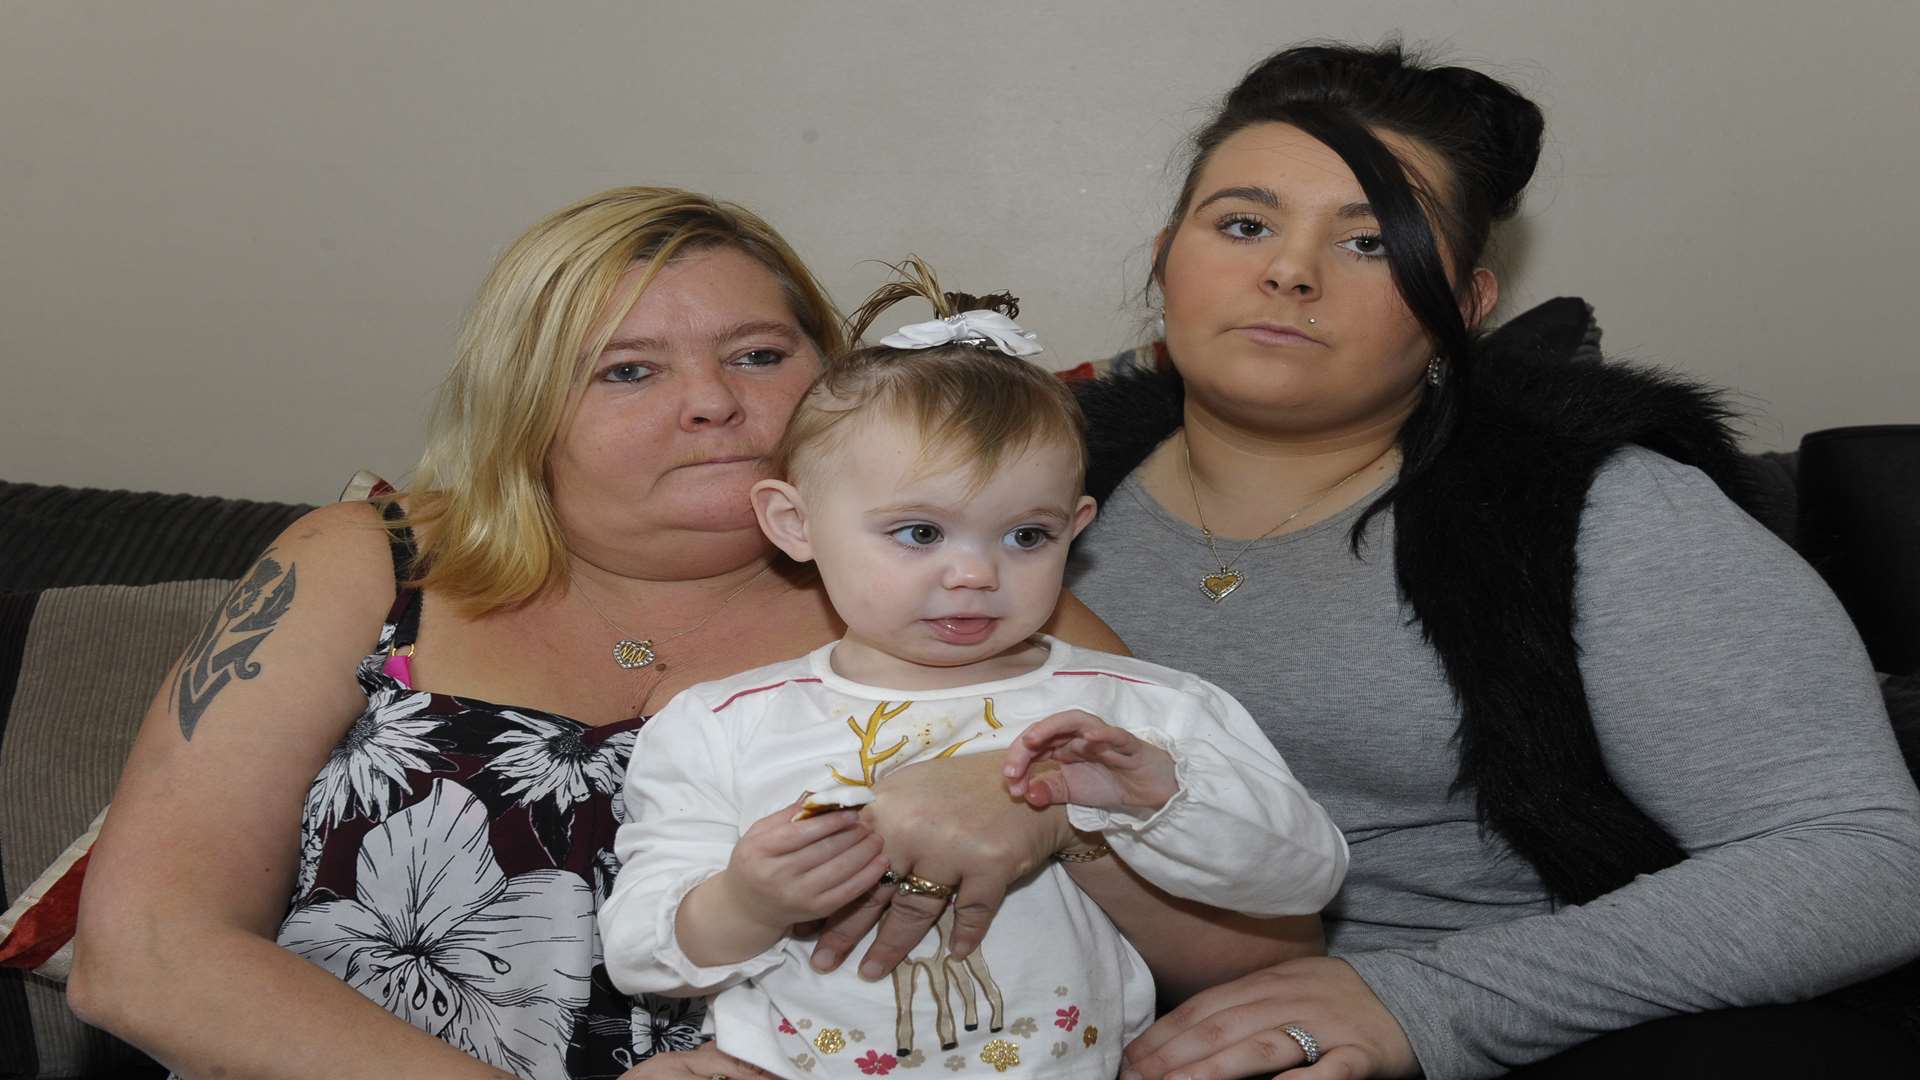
[1199,569,1244,603]
[612,638,658,669]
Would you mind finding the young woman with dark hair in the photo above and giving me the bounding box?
[1067,42,1920,1078]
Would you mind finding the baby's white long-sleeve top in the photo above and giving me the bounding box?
[600,636,1346,1080]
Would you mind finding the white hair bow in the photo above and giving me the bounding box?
[879,310,1044,358]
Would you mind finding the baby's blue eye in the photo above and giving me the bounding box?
[1005,526,1052,550]
[890,524,942,547]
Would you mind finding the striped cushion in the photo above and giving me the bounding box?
[0,482,311,592]
[1,580,234,1077]
[0,481,319,1077]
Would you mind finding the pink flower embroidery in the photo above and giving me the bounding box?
[779,1018,798,1035]
[856,1050,898,1075]
[1055,1006,1080,1032]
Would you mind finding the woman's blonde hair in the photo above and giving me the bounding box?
[402,186,844,612]
[769,257,1086,494]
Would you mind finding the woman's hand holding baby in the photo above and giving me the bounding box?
[678,798,890,966]
[1003,709,1178,812]
[808,752,1078,979]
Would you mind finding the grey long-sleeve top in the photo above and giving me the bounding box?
[1066,447,1920,1078]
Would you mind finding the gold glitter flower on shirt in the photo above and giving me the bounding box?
[979,1040,1020,1072]
[814,1028,847,1055]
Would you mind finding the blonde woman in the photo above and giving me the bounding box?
[69,188,1313,1079]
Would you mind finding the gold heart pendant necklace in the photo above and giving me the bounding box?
[1182,433,1380,604]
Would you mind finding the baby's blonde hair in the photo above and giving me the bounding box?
[769,258,1087,494]
[402,186,844,612]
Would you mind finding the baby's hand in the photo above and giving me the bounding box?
[1002,709,1178,813]
[723,797,891,929]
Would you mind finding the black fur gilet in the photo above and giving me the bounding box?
[1075,298,1758,905]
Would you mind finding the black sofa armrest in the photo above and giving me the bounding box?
[0,481,314,593]
[1795,426,1920,676]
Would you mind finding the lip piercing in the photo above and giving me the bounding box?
[1307,317,1317,325]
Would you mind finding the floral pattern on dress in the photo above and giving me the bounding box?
[488,710,635,813]
[293,685,446,898]
[310,686,446,828]
[280,780,594,1078]
[487,709,638,865]
[610,993,707,1071]
[281,593,664,1079]
[589,774,633,908]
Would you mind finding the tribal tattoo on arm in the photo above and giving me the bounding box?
[173,552,298,740]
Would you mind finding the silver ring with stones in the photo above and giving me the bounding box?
[1281,1024,1321,1065]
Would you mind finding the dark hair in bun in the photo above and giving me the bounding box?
[1155,41,1544,522]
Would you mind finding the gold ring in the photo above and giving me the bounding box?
[895,873,957,899]
[877,870,900,886]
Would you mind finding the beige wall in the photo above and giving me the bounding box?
[4,1,1916,503]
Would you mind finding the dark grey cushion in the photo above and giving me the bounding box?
[1,580,232,1078]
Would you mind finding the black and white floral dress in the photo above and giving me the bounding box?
[274,517,703,1078]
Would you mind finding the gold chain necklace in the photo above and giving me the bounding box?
[1182,433,1380,603]
[573,564,774,670]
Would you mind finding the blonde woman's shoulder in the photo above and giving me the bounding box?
[245,498,409,624]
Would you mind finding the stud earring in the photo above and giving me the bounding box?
[1426,355,1446,387]
[1153,308,1166,339]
